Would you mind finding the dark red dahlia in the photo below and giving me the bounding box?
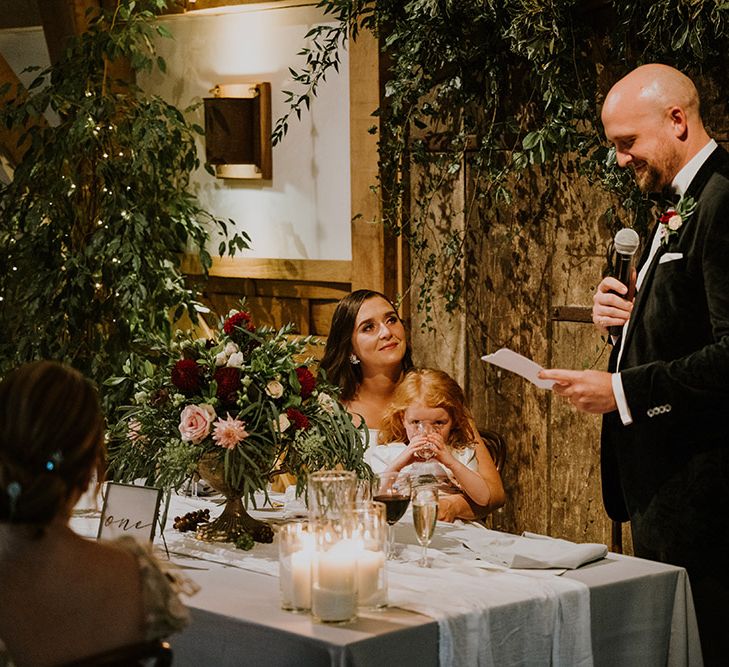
[286,407,310,431]
[223,311,255,336]
[171,359,204,395]
[295,366,316,399]
[214,366,242,403]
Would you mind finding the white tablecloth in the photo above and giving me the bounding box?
[71,492,702,667]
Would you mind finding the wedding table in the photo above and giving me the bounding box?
[71,493,702,667]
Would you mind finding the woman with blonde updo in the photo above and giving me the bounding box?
[0,361,191,666]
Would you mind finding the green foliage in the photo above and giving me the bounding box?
[0,0,249,401]
[275,0,729,315]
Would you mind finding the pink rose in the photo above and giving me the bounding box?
[178,403,216,444]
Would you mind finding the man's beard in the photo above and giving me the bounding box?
[632,151,681,194]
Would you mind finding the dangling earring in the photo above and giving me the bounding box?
[349,354,360,365]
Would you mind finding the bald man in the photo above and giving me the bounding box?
[540,64,729,664]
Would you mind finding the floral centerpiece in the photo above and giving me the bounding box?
[107,305,371,542]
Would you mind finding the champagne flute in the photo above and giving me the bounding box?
[373,472,411,560]
[412,485,438,567]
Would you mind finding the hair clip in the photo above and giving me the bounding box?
[349,354,360,365]
[45,450,64,472]
[7,481,21,517]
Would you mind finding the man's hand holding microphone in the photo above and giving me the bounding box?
[538,228,640,414]
[592,228,639,337]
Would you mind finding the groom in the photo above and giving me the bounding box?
[540,64,729,665]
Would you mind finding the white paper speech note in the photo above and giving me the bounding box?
[481,348,555,390]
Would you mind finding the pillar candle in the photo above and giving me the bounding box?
[356,548,386,607]
[312,540,357,622]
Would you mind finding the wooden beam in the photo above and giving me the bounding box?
[0,0,41,28]
[38,0,82,64]
[551,305,593,323]
[349,29,390,294]
[181,255,352,283]
[161,0,293,14]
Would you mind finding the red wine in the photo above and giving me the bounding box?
[374,494,411,525]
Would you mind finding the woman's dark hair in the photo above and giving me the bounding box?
[320,289,412,401]
[0,361,105,524]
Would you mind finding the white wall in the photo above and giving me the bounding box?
[0,27,49,84]
[142,3,351,261]
[0,3,352,261]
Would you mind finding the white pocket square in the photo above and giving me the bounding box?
[659,252,683,264]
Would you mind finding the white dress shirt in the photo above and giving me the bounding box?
[611,138,718,425]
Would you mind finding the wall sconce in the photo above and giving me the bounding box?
[204,82,272,180]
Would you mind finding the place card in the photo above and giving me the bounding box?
[97,482,162,542]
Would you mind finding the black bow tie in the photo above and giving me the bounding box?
[663,191,680,207]
[647,189,679,209]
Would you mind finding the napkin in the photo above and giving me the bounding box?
[449,524,607,569]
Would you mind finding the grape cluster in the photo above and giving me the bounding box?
[233,531,255,551]
[173,508,210,532]
[251,523,274,544]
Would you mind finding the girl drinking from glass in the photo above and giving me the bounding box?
[378,368,505,522]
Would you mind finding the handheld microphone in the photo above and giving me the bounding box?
[609,228,640,337]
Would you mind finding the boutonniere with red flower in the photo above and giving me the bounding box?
[658,195,696,246]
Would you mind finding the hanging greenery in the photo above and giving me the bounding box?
[0,0,249,404]
[275,0,729,317]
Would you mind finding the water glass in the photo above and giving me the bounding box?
[306,470,357,523]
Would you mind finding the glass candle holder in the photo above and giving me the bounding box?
[306,470,357,524]
[311,519,358,623]
[278,521,314,612]
[352,501,388,610]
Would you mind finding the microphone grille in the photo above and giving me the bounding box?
[614,228,640,255]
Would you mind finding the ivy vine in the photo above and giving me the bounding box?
[275,0,729,320]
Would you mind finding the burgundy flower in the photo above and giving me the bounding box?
[223,311,255,336]
[286,407,310,431]
[214,366,242,403]
[171,359,204,395]
[295,366,316,399]
[658,210,674,225]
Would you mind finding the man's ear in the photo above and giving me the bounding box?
[668,106,688,140]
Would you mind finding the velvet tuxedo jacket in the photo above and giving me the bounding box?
[601,145,729,554]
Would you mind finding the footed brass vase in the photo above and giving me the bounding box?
[195,455,265,542]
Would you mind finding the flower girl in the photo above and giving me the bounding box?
[377,368,505,522]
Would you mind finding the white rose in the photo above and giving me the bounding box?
[317,391,336,414]
[667,214,682,231]
[215,351,228,367]
[277,413,291,433]
[226,351,245,368]
[133,391,148,405]
[266,380,284,398]
[224,342,239,356]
